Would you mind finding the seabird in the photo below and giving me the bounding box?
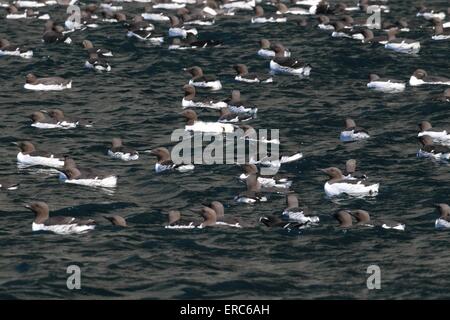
[269,43,311,76]
[281,194,319,223]
[417,135,450,161]
[367,73,406,93]
[184,66,222,90]
[409,69,450,86]
[320,167,379,197]
[340,118,370,142]
[25,201,96,234]
[435,204,450,229]
[149,147,195,173]
[24,73,72,91]
[233,64,273,83]
[15,141,64,168]
[108,138,139,161]
[181,109,236,133]
[103,215,127,227]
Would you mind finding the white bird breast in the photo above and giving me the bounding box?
[17,152,64,168]
[324,181,379,197]
[24,81,72,91]
[32,222,95,234]
[367,81,406,93]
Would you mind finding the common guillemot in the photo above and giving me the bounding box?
[24,73,72,91]
[30,109,79,129]
[409,69,450,86]
[107,138,139,161]
[251,5,286,24]
[165,210,196,229]
[181,85,227,110]
[281,194,319,224]
[0,38,33,59]
[340,118,370,142]
[103,215,127,227]
[25,201,96,235]
[417,121,450,143]
[149,147,195,173]
[320,167,379,197]
[269,43,311,76]
[233,64,273,83]
[15,141,64,168]
[59,157,118,188]
[435,203,450,229]
[367,73,406,93]
[184,66,222,90]
[234,173,268,204]
[257,39,290,58]
[181,109,236,133]
[417,135,450,161]
[204,201,241,227]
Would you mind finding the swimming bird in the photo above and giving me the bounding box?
[281,194,319,223]
[149,147,195,173]
[330,21,363,39]
[435,203,450,229]
[103,215,127,227]
[343,159,367,180]
[320,167,379,197]
[24,73,72,91]
[184,66,222,90]
[233,64,273,83]
[168,15,197,38]
[269,43,311,76]
[0,179,19,191]
[25,201,96,234]
[257,39,290,58]
[417,121,450,142]
[107,138,139,161]
[126,16,162,43]
[384,28,420,54]
[240,124,280,144]
[251,5,286,23]
[367,73,406,93]
[30,109,78,129]
[196,206,218,228]
[340,118,370,142]
[431,19,450,40]
[409,69,450,86]
[165,210,196,229]
[0,38,33,58]
[181,109,236,133]
[218,107,254,123]
[416,5,446,21]
[82,40,113,57]
[434,88,450,102]
[234,173,268,203]
[239,163,292,189]
[417,135,450,161]
[85,53,111,72]
[42,20,71,44]
[259,215,310,231]
[276,3,310,15]
[181,84,227,109]
[205,201,241,227]
[59,157,118,188]
[15,141,64,168]
[222,90,258,116]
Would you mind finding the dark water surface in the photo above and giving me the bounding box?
[1,0,450,299]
